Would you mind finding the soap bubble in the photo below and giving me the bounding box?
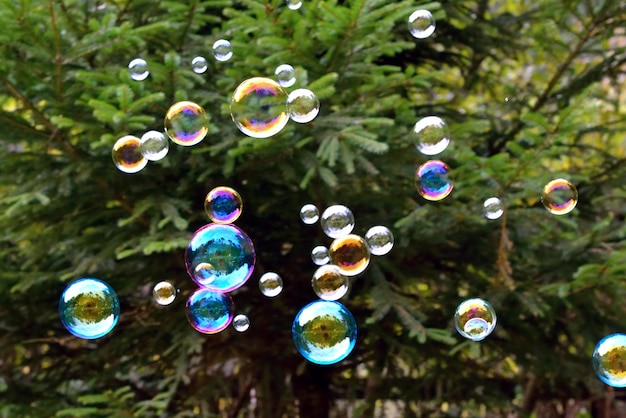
[329,234,371,277]
[153,281,177,306]
[204,186,243,224]
[408,9,435,39]
[259,272,283,297]
[191,56,208,74]
[112,135,148,174]
[454,298,497,341]
[59,278,120,340]
[593,333,626,387]
[164,101,210,146]
[312,265,349,301]
[413,116,450,156]
[186,288,234,334]
[541,179,578,215]
[139,130,169,161]
[364,226,394,256]
[286,0,302,10]
[233,314,250,332]
[311,245,330,266]
[128,58,149,81]
[321,205,355,238]
[212,39,233,62]
[292,300,357,365]
[415,160,453,201]
[483,197,503,220]
[230,77,289,138]
[275,64,296,88]
[300,204,319,225]
[287,88,320,123]
[185,224,256,292]
[194,263,216,284]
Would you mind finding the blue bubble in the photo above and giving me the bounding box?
[593,333,626,387]
[186,288,234,334]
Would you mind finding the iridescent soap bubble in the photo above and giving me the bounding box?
[329,234,371,276]
[408,9,435,39]
[415,160,453,201]
[185,288,234,334]
[483,197,503,220]
[194,263,216,284]
[413,116,450,156]
[259,272,283,297]
[311,245,330,266]
[454,298,497,342]
[300,204,319,225]
[139,130,169,161]
[275,64,296,88]
[233,314,250,332]
[292,300,357,365]
[312,265,349,301]
[593,333,626,387]
[321,205,355,238]
[112,135,148,174]
[287,88,320,124]
[185,224,256,292]
[128,58,149,81]
[191,56,208,74]
[59,278,120,340]
[204,186,243,224]
[230,77,289,138]
[541,179,578,215]
[364,226,394,256]
[212,39,233,62]
[164,101,210,146]
[286,0,302,10]
[153,281,177,306]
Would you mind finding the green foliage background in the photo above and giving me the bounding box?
[0,0,625,417]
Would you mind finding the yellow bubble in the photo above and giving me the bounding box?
[329,234,371,276]
[112,135,147,174]
[541,178,578,215]
[311,265,349,300]
[230,77,289,138]
[164,101,210,146]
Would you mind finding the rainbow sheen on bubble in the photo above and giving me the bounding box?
[541,179,578,215]
[185,288,234,334]
[300,204,319,225]
[153,281,177,306]
[59,278,120,340]
[140,130,169,161]
[204,186,243,224]
[364,226,394,256]
[112,135,148,174]
[454,298,497,341]
[275,64,296,88]
[321,205,355,238]
[212,39,233,62]
[259,272,283,297]
[329,234,371,277]
[408,9,435,39]
[413,116,450,156]
[312,265,349,301]
[230,77,289,138]
[185,224,255,292]
[415,160,453,201]
[593,333,626,387]
[483,197,503,220]
[311,245,330,266]
[164,101,210,146]
[287,88,320,123]
[292,300,357,365]
[233,314,250,332]
[128,58,149,81]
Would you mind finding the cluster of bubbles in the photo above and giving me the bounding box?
[408,9,436,39]
[454,298,497,342]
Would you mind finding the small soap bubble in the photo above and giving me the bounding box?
[204,186,243,224]
[191,56,208,74]
[212,39,233,62]
[483,197,504,220]
[292,300,357,365]
[364,226,394,256]
[275,64,296,88]
[312,265,349,301]
[286,0,302,10]
[230,77,289,138]
[415,160,453,201]
[194,262,216,284]
[593,333,626,387]
[287,88,320,124]
[139,130,169,161]
[164,101,210,146]
[128,58,149,81]
[408,9,435,39]
[413,116,450,156]
[321,205,355,238]
[454,298,497,341]
[186,288,234,334]
[300,204,319,225]
[311,245,330,266]
[233,314,250,332]
[541,179,578,215]
[259,272,283,297]
[329,234,371,277]
[153,281,177,306]
[59,278,120,340]
[112,135,148,174]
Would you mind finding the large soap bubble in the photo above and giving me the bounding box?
[230,77,289,138]
[593,333,626,387]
